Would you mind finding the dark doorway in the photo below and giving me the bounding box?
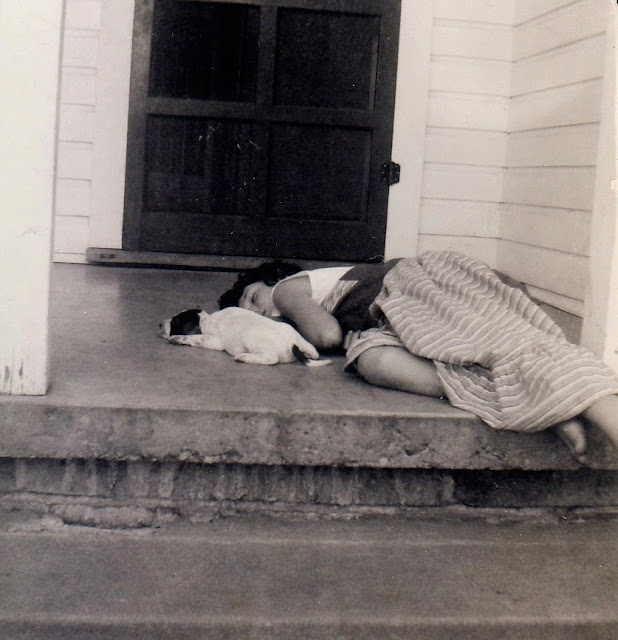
[123,0,401,261]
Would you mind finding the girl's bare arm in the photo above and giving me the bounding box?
[273,276,343,350]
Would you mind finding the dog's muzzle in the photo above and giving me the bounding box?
[158,320,172,339]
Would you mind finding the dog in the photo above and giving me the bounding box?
[159,307,331,366]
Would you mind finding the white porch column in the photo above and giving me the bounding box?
[0,0,64,394]
[581,0,618,372]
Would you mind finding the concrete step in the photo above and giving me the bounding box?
[1,513,616,640]
[2,457,618,527]
[5,262,610,473]
[1,264,617,524]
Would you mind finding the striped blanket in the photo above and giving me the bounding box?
[349,251,618,432]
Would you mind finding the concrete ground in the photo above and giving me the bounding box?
[44,263,463,413]
[1,263,614,470]
[0,264,617,638]
[1,511,617,640]
[33,262,582,412]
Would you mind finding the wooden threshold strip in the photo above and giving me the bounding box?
[86,248,355,272]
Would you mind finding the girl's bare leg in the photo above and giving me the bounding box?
[582,395,618,449]
[355,346,618,459]
[553,418,587,461]
[355,346,445,397]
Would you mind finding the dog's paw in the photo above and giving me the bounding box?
[168,335,195,346]
[234,352,279,365]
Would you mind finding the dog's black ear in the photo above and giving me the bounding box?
[170,308,202,336]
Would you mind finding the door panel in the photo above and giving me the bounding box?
[144,115,257,216]
[149,1,260,102]
[273,9,380,110]
[123,0,401,261]
[267,124,371,221]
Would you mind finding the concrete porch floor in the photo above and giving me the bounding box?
[1,265,617,639]
[0,262,616,470]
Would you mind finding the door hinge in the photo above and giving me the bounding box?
[381,161,400,186]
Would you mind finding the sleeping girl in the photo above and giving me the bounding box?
[218,251,618,462]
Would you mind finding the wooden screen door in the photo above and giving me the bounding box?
[122,0,401,261]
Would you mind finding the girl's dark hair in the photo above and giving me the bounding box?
[218,260,303,309]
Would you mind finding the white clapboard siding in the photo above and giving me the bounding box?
[59,105,95,142]
[418,235,499,268]
[54,216,90,255]
[507,123,599,167]
[421,3,511,267]
[56,142,93,180]
[63,29,99,68]
[420,199,501,237]
[509,78,602,131]
[423,164,504,202]
[54,1,101,263]
[432,20,512,60]
[511,34,605,96]
[503,167,596,210]
[525,283,585,316]
[500,204,591,255]
[427,93,509,131]
[60,67,97,105]
[425,128,506,166]
[497,240,588,301]
[433,0,515,25]
[501,1,608,319]
[515,0,584,26]
[64,0,101,30]
[430,56,511,96]
[514,0,605,60]
[55,179,91,217]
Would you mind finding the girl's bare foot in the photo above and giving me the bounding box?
[554,418,587,463]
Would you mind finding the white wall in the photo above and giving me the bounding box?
[53,0,615,332]
[57,0,432,263]
[54,0,132,261]
[499,0,607,315]
[416,0,514,268]
[53,0,518,267]
[55,0,101,263]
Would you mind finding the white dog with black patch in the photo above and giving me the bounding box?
[159,307,330,366]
